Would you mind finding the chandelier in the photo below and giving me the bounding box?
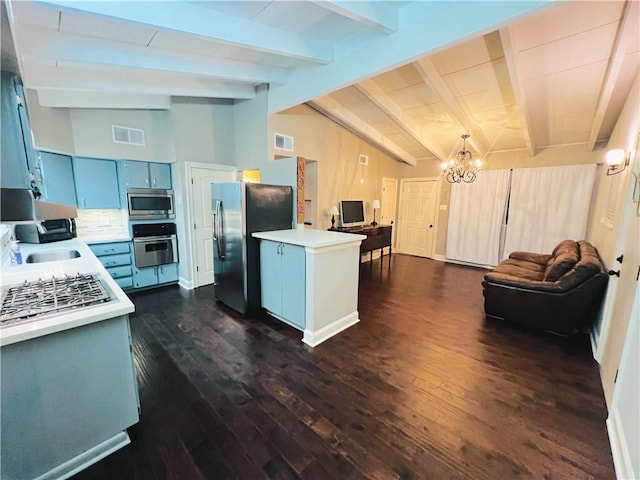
[440,134,483,183]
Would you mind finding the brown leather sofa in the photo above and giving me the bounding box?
[482,240,608,335]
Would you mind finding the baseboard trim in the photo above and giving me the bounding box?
[607,408,634,480]
[178,277,194,290]
[589,327,599,361]
[441,257,494,270]
[434,254,446,262]
[303,312,360,347]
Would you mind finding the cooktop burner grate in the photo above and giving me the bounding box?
[0,273,110,326]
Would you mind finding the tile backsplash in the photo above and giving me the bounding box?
[76,209,129,239]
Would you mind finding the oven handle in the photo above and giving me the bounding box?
[133,235,176,243]
[213,200,225,260]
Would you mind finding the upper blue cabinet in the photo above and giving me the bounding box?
[1,72,34,189]
[120,160,171,190]
[37,152,76,206]
[73,157,120,209]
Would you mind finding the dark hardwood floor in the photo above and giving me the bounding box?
[74,254,615,480]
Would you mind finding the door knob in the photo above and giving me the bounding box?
[608,270,620,277]
[429,224,433,228]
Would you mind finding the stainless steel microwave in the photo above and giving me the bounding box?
[127,188,175,220]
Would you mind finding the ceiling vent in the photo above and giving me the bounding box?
[359,154,369,166]
[274,133,294,152]
[112,125,145,146]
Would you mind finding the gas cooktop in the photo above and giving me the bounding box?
[0,273,111,327]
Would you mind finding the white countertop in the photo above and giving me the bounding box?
[81,235,132,244]
[252,228,365,248]
[1,239,135,347]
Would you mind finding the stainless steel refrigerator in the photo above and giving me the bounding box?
[212,182,293,315]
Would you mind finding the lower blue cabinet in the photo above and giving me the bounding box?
[90,242,134,290]
[259,240,306,330]
[133,263,178,289]
[90,242,178,291]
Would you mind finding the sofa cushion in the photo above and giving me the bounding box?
[508,251,552,265]
[544,250,579,281]
[552,240,578,256]
[493,263,545,281]
[556,241,604,289]
[501,258,546,273]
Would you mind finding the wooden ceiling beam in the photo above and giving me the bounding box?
[32,0,333,64]
[15,27,290,86]
[21,63,256,100]
[269,1,552,113]
[355,79,447,161]
[308,96,418,166]
[499,27,536,157]
[312,1,398,34]
[587,0,638,151]
[413,58,490,157]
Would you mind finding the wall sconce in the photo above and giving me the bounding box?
[328,206,339,230]
[606,149,629,176]
[371,199,380,226]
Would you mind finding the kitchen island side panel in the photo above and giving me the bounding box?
[0,315,139,480]
[304,242,361,346]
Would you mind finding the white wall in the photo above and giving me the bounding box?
[234,84,269,172]
[171,97,235,166]
[268,104,402,230]
[69,108,174,162]
[25,89,75,154]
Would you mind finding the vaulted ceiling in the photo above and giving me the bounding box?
[5,1,640,166]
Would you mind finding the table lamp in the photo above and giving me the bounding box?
[371,199,380,226]
[329,206,339,230]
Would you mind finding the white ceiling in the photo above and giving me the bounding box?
[5,0,640,166]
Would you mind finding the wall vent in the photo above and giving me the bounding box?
[274,133,294,152]
[359,154,369,165]
[112,125,145,146]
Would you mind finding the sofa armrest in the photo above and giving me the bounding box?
[483,272,564,293]
[508,251,552,264]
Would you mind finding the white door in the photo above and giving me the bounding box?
[607,280,639,480]
[381,177,398,230]
[190,167,234,287]
[398,180,438,258]
[599,180,640,404]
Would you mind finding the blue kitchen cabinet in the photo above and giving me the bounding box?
[132,263,178,289]
[120,160,149,189]
[38,151,76,205]
[149,162,172,189]
[1,72,32,189]
[89,242,134,290]
[73,157,120,208]
[1,315,139,480]
[259,240,306,329]
[260,241,283,316]
[120,160,171,190]
[157,263,179,284]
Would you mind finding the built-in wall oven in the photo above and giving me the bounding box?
[132,222,178,268]
[127,188,175,220]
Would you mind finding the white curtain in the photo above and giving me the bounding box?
[503,164,597,257]
[446,169,511,266]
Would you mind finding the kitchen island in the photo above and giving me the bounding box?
[253,228,365,347]
[0,239,139,480]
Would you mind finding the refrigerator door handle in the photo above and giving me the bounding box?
[214,200,226,260]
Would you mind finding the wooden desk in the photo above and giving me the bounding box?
[332,225,392,266]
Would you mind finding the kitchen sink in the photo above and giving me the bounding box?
[25,250,81,263]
